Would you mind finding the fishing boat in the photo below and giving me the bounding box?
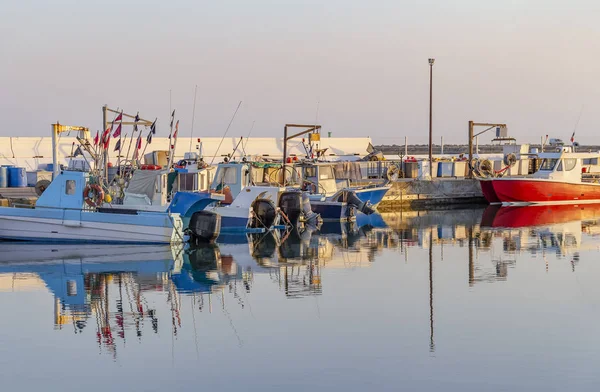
[286,162,378,220]
[481,147,600,205]
[208,161,322,228]
[0,170,183,244]
[292,161,391,207]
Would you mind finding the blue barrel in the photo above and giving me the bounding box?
[8,167,27,187]
[0,167,7,188]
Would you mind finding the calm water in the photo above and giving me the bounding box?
[2,205,600,391]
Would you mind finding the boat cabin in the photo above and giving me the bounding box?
[533,147,599,182]
[210,162,252,201]
[122,170,169,206]
[36,170,88,209]
[294,162,361,196]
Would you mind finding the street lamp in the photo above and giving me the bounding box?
[428,58,435,178]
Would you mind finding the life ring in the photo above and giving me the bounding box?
[84,184,105,207]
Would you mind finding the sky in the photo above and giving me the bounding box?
[1,0,599,145]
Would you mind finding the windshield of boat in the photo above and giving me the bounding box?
[539,158,559,171]
[213,166,238,189]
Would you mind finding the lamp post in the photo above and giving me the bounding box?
[428,58,435,178]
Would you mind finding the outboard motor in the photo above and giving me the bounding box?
[280,190,321,227]
[301,192,321,225]
[186,210,221,244]
[251,199,278,229]
[279,191,303,225]
[333,190,376,215]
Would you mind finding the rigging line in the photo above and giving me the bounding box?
[190,296,200,360]
[188,85,198,152]
[242,121,255,156]
[210,100,243,165]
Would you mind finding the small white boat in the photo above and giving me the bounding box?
[0,170,183,244]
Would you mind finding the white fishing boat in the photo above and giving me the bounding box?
[0,170,183,244]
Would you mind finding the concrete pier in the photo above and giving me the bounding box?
[377,178,485,210]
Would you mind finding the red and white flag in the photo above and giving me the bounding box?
[93,131,99,146]
[173,120,179,139]
[113,123,122,138]
[101,126,111,146]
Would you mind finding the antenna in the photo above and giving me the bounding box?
[242,121,255,156]
[210,101,242,165]
[188,85,198,152]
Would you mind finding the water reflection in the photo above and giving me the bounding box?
[2,207,600,365]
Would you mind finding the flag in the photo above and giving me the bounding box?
[113,123,122,137]
[136,134,142,149]
[114,139,121,152]
[570,131,575,143]
[114,111,123,122]
[173,120,179,139]
[150,119,157,134]
[133,112,139,132]
[103,135,111,150]
[93,131,99,146]
[101,126,111,146]
[170,110,175,127]
[73,146,83,157]
[146,131,153,144]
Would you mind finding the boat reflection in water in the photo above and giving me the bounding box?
[0,244,183,358]
[479,203,600,275]
[0,214,400,353]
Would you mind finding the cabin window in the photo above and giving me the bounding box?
[65,180,76,195]
[564,158,577,171]
[304,167,316,178]
[556,161,563,171]
[539,158,558,171]
[214,167,238,186]
[319,166,334,180]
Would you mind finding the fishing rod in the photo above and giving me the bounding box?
[210,101,243,165]
[188,85,198,152]
[570,104,584,151]
[242,121,255,156]
[230,136,244,160]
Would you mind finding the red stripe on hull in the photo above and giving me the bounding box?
[478,180,501,204]
[492,179,600,203]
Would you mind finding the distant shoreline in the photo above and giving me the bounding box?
[375,144,600,156]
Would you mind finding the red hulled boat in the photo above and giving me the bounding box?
[480,148,600,205]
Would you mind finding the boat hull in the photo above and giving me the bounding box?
[492,179,600,205]
[352,186,391,207]
[208,206,252,232]
[478,179,501,204]
[0,208,181,244]
[310,200,355,221]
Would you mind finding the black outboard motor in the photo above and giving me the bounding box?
[333,190,376,215]
[187,210,221,244]
[279,191,303,225]
[251,199,278,229]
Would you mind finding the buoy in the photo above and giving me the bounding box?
[104,194,112,203]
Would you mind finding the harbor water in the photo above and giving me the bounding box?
[0,207,599,391]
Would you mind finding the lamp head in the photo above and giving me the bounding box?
[428,58,435,65]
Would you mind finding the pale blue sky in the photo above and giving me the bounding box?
[1,0,599,144]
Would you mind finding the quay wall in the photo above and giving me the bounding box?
[378,178,485,210]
